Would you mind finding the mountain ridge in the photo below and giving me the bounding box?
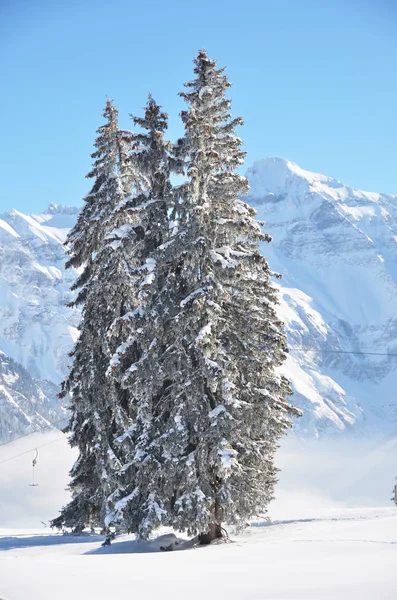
[0,350,66,444]
[246,157,397,436]
[0,203,80,383]
[1,161,396,438]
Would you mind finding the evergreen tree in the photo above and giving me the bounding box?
[104,51,300,541]
[165,50,301,538]
[114,50,300,540]
[52,99,144,531]
[104,96,181,537]
[53,55,300,540]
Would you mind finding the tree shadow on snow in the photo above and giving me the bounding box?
[0,533,99,551]
[85,539,155,555]
[85,533,196,555]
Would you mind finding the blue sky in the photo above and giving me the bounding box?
[1,0,396,213]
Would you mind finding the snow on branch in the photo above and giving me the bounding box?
[180,287,206,307]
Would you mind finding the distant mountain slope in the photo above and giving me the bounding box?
[1,161,396,437]
[0,350,67,443]
[246,157,397,436]
[0,203,80,383]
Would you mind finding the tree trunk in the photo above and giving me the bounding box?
[198,496,225,544]
[199,522,224,545]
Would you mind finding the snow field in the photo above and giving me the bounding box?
[0,431,396,599]
[0,508,396,600]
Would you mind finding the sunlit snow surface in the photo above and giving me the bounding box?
[1,431,396,599]
[1,508,396,600]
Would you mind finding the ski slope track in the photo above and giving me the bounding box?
[246,157,397,436]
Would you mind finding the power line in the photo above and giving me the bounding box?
[0,435,66,466]
[289,348,397,357]
[0,346,394,464]
[0,417,68,449]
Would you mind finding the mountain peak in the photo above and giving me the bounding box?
[45,203,80,216]
[246,157,345,202]
[1,162,396,438]
[245,157,397,436]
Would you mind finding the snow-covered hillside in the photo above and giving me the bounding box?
[0,204,80,383]
[1,507,396,600]
[1,160,396,437]
[0,351,66,443]
[0,430,396,600]
[246,158,397,436]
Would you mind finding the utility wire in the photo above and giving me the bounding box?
[289,348,397,357]
[0,436,66,466]
[0,417,68,449]
[0,347,395,464]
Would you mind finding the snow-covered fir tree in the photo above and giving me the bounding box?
[52,55,300,539]
[147,49,302,540]
[160,49,301,539]
[52,99,145,531]
[104,96,183,537]
[105,51,301,542]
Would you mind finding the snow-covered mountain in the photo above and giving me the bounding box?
[0,204,80,383]
[1,160,396,438]
[0,350,67,443]
[246,157,397,436]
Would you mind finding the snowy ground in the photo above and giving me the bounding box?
[0,508,396,600]
[1,431,396,599]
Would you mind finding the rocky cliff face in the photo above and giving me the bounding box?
[1,161,396,438]
[0,350,67,443]
[0,203,80,383]
[246,157,397,436]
